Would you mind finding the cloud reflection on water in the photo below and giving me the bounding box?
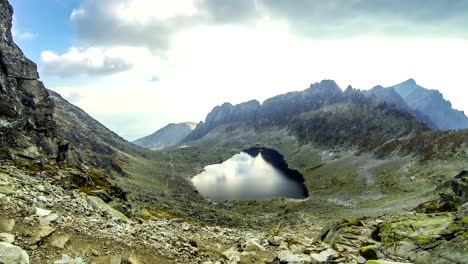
[192,152,306,202]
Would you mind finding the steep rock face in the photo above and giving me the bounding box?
[258,80,344,123]
[392,79,468,130]
[185,100,261,141]
[365,85,438,129]
[0,0,57,161]
[132,122,196,149]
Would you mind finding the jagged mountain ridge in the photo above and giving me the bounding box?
[391,79,468,130]
[184,80,429,151]
[364,85,439,129]
[132,122,196,149]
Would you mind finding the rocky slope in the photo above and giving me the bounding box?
[391,79,468,130]
[1,160,466,264]
[47,89,144,173]
[132,122,196,149]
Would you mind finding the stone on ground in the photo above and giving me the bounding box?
[0,242,29,264]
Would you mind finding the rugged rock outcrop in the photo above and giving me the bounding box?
[0,0,57,161]
[258,80,345,123]
[185,100,261,141]
[391,78,468,130]
[133,122,196,149]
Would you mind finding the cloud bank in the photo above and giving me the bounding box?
[40,47,133,77]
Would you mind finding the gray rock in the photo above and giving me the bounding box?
[35,207,52,217]
[0,242,29,264]
[53,254,84,264]
[242,238,266,252]
[87,196,128,221]
[277,250,312,263]
[0,232,14,243]
[310,249,339,264]
[43,213,59,223]
[268,236,282,246]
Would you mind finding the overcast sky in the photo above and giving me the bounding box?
[10,0,468,140]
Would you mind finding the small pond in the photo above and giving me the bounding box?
[191,147,308,202]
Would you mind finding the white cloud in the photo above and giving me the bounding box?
[41,0,468,140]
[40,47,133,77]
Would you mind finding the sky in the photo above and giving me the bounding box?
[10,0,468,140]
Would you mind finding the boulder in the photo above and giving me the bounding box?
[30,225,56,244]
[277,250,312,263]
[310,249,339,264]
[87,196,128,221]
[242,238,266,252]
[0,232,14,243]
[35,208,52,217]
[0,242,29,264]
[53,254,84,264]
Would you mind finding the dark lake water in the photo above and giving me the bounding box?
[191,147,308,202]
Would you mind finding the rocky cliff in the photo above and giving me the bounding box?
[184,100,261,141]
[0,0,57,161]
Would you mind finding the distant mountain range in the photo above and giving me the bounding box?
[132,122,196,149]
[183,80,430,151]
[135,79,467,150]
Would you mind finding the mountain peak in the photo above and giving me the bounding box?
[308,79,342,95]
[402,78,417,86]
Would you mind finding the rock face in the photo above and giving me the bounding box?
[132,122,196,149]
[391,79,468,130]
[0,0,57,161]
[184,100,261,141]
[364,86,438,129]
[184,80,429,151]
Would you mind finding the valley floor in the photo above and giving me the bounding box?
[1,158,467,264]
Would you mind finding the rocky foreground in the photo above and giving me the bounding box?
[1,161,466,264]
